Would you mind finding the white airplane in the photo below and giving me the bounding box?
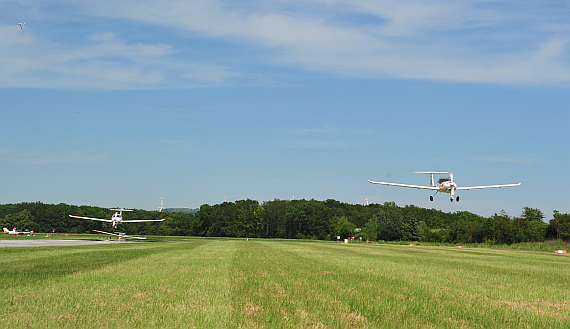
[69,208,164,228]
[18,18,25,30]
[92,230,146,240]
[3,227,32,235]
[368,172,520,202]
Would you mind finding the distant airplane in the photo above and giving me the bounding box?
[3,227,32,235]
[18,18,25,30]
[368,172,520,202]
[69,208,164,228]
[92,230,146,240]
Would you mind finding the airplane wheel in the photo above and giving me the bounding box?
[430,196,433,202]
[450,198,453,202]
[456,196,460,202]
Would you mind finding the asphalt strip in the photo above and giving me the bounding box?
[0,240,128,248]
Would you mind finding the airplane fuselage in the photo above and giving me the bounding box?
[437,181,457,194]
[3,228,31,235]
[111,212,122,228]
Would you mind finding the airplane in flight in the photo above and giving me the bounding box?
[3,227,32,235]
[69,208,164,228]
[18,18,25,30]
[368,172,520,202]
[92,230,146,240]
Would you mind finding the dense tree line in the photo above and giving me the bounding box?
[1,200,569,243]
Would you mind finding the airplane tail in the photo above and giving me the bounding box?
[414,172,449,187]
[110,208,133,215]
[3,228,8,234]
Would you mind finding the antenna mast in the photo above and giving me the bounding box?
[158,197,164,212]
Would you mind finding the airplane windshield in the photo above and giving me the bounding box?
[437,177,451,184]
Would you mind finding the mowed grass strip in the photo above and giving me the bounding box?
[229,240,570,328]
[1,239,569,328]
[1,239,235,328]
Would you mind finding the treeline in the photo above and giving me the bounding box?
[1,200,570,243]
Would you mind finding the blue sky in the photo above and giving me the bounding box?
[1,0,569,219]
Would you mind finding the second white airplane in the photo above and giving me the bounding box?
[69,208,164,228]
[368,172,520,202]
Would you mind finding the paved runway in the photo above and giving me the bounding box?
[0,239,125,248]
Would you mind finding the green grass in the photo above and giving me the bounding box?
[1,239,569,328]
[0,233,94,240]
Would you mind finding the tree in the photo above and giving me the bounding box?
[364,216,378,241]
[491,210,513,244]
[286,200,331,240]
[407,214,420,241]
[376,202,406,241]
[2,209,36,232]
[550,210,570,241]
[262,199,289,238]
[334,216,357,239]
[521,207,545,222]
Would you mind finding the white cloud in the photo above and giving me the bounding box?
[78,0,570,84]
[1,0,570,88]
[0,25,237,89]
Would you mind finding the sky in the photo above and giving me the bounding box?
[1,0,569,220]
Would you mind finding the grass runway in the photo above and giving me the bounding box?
[1,238,569,328]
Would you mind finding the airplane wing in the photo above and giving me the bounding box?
[367,180,439,190]
[120,219,165,223]
[69,215,112,222]
[92,230,146,240]
[456,183,521,190]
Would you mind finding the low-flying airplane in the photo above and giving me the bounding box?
[69,208,164,228]
[18,18,25,30]
[92,230,146,240]
[368,172,520,202]
[3,227,32,235]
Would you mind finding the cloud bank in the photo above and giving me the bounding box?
[2,0,569,88]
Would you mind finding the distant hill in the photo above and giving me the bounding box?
[161,207,199,214]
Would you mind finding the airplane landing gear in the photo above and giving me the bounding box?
[430,191,438,201]
[450,197,453,202]
[456,196,460,202]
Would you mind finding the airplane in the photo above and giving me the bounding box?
[368,172,520,202]
[69,208,164,228]
[18,18,25,30]
[3,227,32,235]
[92,230,146,240]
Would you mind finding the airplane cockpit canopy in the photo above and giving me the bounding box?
[437,177,451,184]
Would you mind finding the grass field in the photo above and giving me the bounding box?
[1,238,569,328]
